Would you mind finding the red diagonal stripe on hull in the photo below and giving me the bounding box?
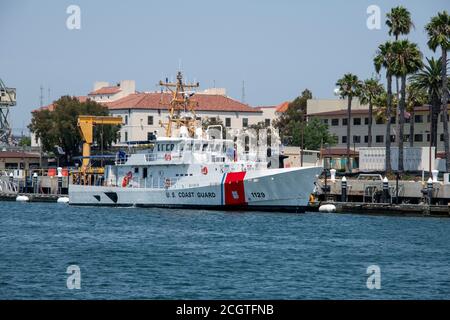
[224,172,247,205]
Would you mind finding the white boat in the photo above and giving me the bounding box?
[69,72,322,212]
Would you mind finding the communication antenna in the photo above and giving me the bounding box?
[40,85,44,107]
[241,80,246,104]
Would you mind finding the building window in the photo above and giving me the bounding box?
[364,135,369,143]
[390,135,396,142]
[441,134,445,141]
[376,118,384,124]
[364,118,369,125]
[353,135,361,143]
[415,115,423,123]
[342,118,348,126]
[390,116,396,124]
[376,135,384,143]
[342,136,347,144]
[147,132,155,141]
[414,134,423,142]
[322,119,329,125]
[427,134,430,142]
[124,131,128,142]
[225,118,231,127]
[147,116,153,125]
[403,135,410,142]
[242,118,248,127]
[427,115,430,122]
[353,118,361,125]
[265,118,271,127]
[331,119,339,126]
[124,115,128,125]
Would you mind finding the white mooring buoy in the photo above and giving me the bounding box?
[16,195,30,202]
[318,204,336,213]
[57,197,70,204]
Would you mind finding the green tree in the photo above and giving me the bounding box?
[28,96,120,164]
[274,89,312,141]
[301,117,337,150]
[386,6,414,40]
[410,57,449,152]
[391,40,423,172]
[336,73,362,172]
[18,136,31,147]
[374,41,396,174]
[359,78,384,147]
[425,10,450,170]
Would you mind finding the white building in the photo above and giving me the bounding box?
[31,80,281,147]
[307,98,450,151]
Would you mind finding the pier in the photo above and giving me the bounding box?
[0,168,69,203]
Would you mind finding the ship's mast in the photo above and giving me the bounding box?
[159,71,199,137]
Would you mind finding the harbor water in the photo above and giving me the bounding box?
[1,202,450,299]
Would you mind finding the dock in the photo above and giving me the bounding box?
[312,201,450,217]
[0,192,62,202]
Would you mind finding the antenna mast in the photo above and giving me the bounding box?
[159,71,199,138]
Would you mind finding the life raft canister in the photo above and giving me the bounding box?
[201,166,208,175]
[122,171,133,187]
[164,153,172,161]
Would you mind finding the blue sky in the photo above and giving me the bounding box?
[1,0,448,134]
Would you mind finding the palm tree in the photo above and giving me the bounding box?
[386,6,414,146]
[359,78,384,147]
[410,57,446,152]
[336,73,362,173]
[386,6,414,40]
[391,40,423,172]
[374,41,396,174]
[406,84,428,148]
[425,10,450,170]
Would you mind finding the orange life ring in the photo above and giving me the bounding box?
[165,153,172,161]
[201,166,208,175]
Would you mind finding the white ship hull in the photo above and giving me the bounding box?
[69,166,322,212]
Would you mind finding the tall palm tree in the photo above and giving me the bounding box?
[391,40,423,172]
[410,57,446,152]
[374,41,396,174]
[336,73,362,173]
[386,6,414,147]
[359,78,384,147]
[425,10,450,170]
[406,84,428,148]
[386,6,414,40]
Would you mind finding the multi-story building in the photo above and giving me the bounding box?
[31,80,282,147]
[307,98,449,151]
[106,91,265,143]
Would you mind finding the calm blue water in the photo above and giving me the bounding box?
[1,202,450,299]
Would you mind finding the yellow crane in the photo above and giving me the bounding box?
[77,115,123,170]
